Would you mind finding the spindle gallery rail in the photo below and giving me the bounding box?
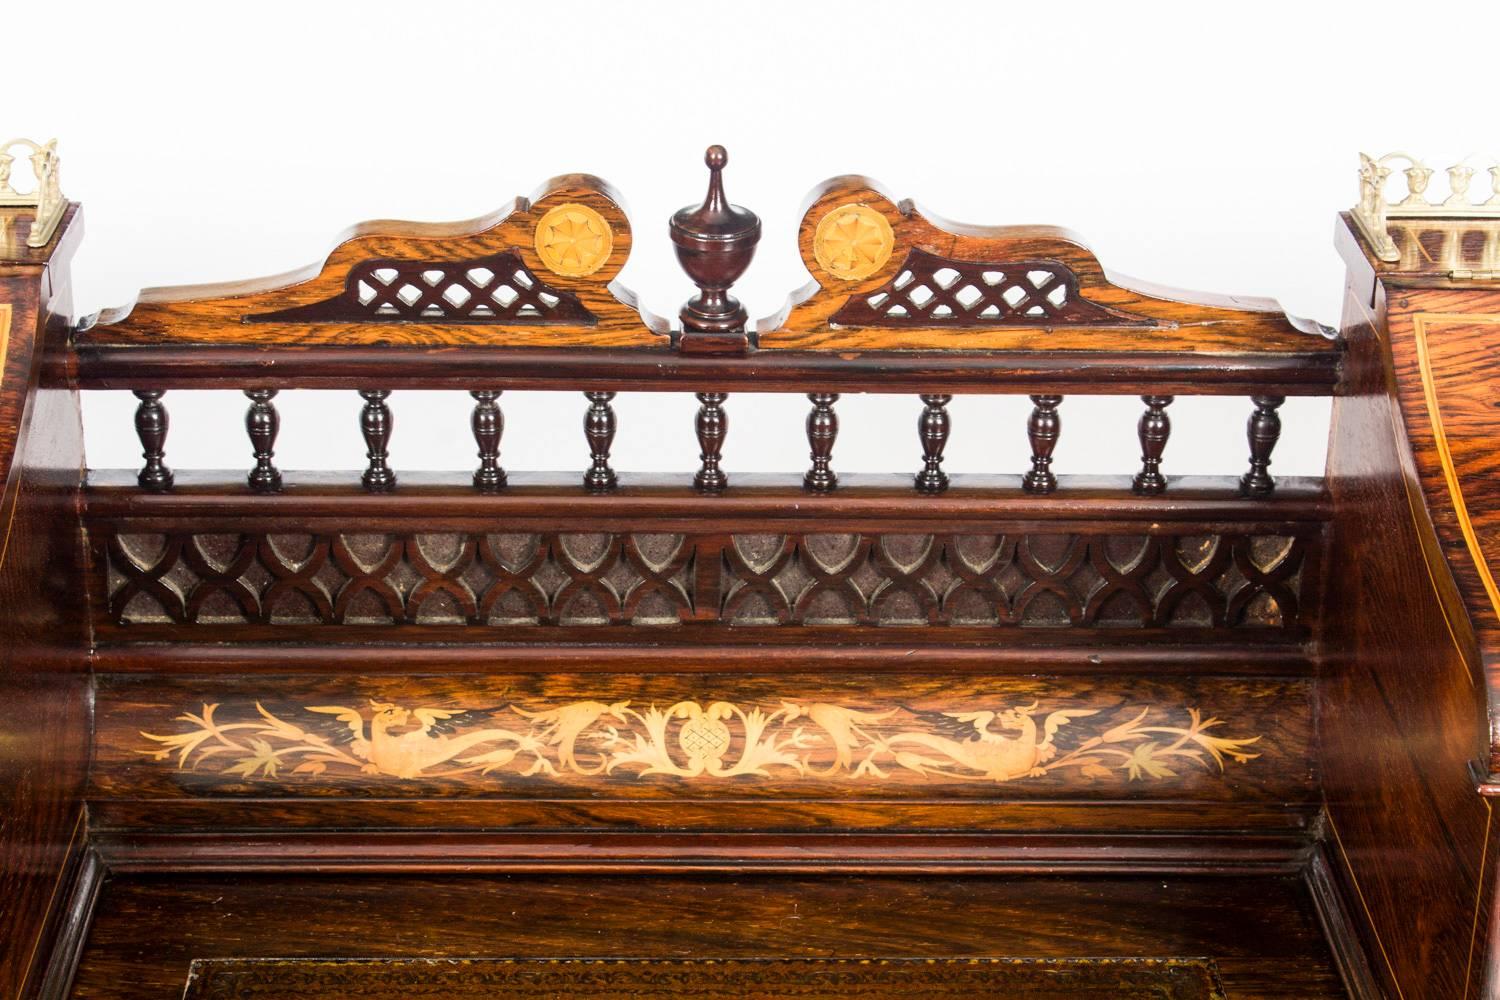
[68,146,1332,503]
[17,141,1500,1000]
[56,146,1338,639]
[122,386,1290,498]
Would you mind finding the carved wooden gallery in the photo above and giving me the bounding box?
[0,140,1496,998]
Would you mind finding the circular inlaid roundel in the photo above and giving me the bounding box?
[812,203,895,281]
[534,203,613,277]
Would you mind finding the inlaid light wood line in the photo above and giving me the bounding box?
[19,808,83,997]
[0,303,11,390]
[1327,809,1406,999]
[1462,797,1492,999]
[1348,290,1479,684]
[0,302,19,574]
[1412,312,1500,623]
[1389,387,1479,687]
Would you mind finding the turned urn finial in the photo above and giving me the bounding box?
[671,145,760,354]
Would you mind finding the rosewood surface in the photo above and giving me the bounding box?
[70,874,1345,1000]
[0,206,90,1000]
[1,152,1427,1000]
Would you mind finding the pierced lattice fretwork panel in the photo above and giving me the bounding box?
[100,529,1306,632]
[829,249,1150,328]
[245,250,596,325]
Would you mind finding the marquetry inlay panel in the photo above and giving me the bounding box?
[97,529,1309,631]
[813,203,895,280]
[534,202,614,277]
[94,669,1313,814]
[138,693,1261,786]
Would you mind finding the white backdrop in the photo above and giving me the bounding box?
[7,0,1492,481]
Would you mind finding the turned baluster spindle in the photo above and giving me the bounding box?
[914,393,951,494]
[694,391,729,494]
[470,389,507,492]
[804,392,840,493]
[1240,394,1286,497]
[243,388,282,494]
[1131,394,1174,495]
[359,389,396,493]
[583,391,619,493]
[132,389,173,492]
[1022,394,1063,495]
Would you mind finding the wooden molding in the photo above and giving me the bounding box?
[757,175,1334,354]
[80,175,667,349]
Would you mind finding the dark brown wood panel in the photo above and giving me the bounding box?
[91,523,1313,635]
[83,474,1326,644]
[90,822,1317,870]
[0,208,91,999]
[54,344,1340,393]
[180,956,1226,999]
[6,158,1382,997]
[92,672,1311,813]
[1322,213,1496,998]
[68,874,1346,1000]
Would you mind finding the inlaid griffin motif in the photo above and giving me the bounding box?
[139,696,1261,786]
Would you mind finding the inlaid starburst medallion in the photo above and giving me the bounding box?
[534,203,613,277]
[813,203,895,281]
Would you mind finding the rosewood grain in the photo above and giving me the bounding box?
[245,250,596,326]
[78,176,668,349]
[91,519,1316,634]
[9,154,1446,1000]
[671,145,760,355]
[827,249,1155,329]
[1024,394,1063,494]
[469,389,506,492]
[693,392,728,494]
[92,672,1311,810]
[1318,213,1498,999]
[0,207,91,1000]
[54,344,1343,394]
[68,875,1347,1000]
[759,176,1338,358]
[583,391,619,493]
[243,389,281,494]
[915,393,951,494]
[180,957,1226,999]
[803,393,839,493]
[1240,395,1285,497]
[1133,395,1174,495]
[358,389,395,492]
[131,389,172,491]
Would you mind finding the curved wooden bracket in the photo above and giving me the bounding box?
[80,175,667,349]
[758,175,1333,354]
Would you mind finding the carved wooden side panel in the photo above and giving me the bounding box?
[97,529,1310,632]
